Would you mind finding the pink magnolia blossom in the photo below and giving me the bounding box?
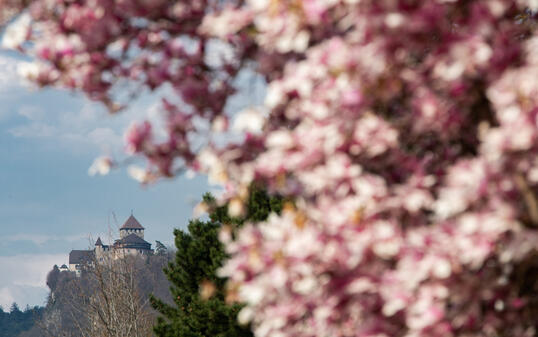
[2,0,538,336]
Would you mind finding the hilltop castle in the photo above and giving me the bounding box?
[64,215,154,275]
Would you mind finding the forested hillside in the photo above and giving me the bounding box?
[16,252,173,337]
[0,304,44,337]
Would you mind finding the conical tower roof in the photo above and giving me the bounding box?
[120,215,145,230]
[95,237,103,246]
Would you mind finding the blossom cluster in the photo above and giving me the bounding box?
[2,0,538,336]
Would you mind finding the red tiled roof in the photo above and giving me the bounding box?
[120,215,145,230]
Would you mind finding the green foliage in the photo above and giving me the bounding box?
[155,240,168,256]
[151,186,283,337]
[203,185,285,226]
[0,304,44,337]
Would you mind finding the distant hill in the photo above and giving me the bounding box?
[20,252,173,337]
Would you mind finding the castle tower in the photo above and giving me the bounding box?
[95,237,104,260]
[119,214,145,239]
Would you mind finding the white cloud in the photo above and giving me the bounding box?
[6,88,169,155]
[0,285,49,310]
[3,233,87,245]
[87,127,121,150]
[9,121,55,138]
[0,53,28,120]
[9,101,124,152]
[1,13,31,49]
[0,287,15,308]
[0,254,67,308]
[18,104,46,121]
[1,50,267,155]
[0,54,24,91]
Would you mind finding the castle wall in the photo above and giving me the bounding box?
[120,228,144,239]
[110,247,151,260]
[64,216,152,275]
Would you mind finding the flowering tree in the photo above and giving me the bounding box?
[2,1,538,336]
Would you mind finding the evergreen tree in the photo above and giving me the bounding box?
[0,304,44,337]
[151,186,283,337]
[9,303,20,314]
[155,241,168,256]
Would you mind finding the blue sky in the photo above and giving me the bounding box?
[0,51,212,309]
